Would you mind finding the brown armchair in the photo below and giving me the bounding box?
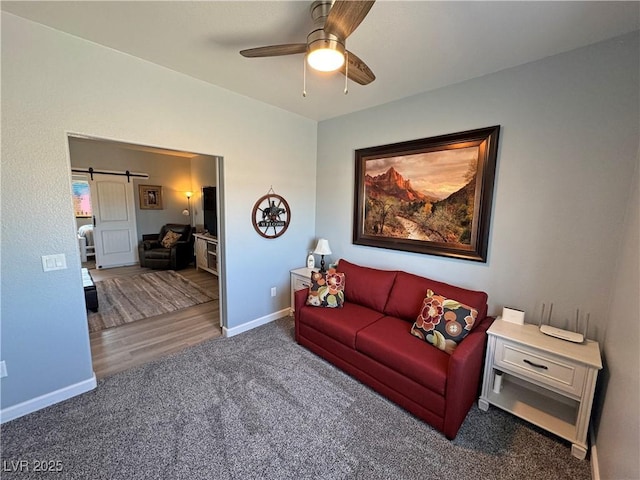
[138,224,194,270]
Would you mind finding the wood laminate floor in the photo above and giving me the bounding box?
[88,264,222,379]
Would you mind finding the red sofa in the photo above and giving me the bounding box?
[294,259,494,439]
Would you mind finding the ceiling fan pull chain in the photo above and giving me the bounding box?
[303,56,307,98]
[344,50,349,95]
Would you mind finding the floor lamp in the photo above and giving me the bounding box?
[182,191,193,227]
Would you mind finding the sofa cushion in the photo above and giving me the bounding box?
[338,259,397,312]
[356,316,449,396]
[384,271,488,323]
[410,290,478,355]
[306,268,345,308]
[144,248,171,259]
[298,302,385,348]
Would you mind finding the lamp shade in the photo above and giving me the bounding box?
[182,209,190,216]
[313,238,332,255]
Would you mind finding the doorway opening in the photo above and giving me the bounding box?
[67,134,226,378]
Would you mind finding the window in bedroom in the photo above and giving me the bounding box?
[72,175,92,218]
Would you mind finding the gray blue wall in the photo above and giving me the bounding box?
[317,32,639,339]
[316,31,639,479]
[596,163,639,479]
[1,12,317,411]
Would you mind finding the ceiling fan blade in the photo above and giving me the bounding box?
[341,50,375,85]
[324,0,375,40]
[240,44,307,58]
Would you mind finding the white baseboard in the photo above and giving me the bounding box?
[223,308,290,337]
[590,426,601,480]
[0,374,97,424]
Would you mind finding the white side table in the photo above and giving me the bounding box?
[478,319,602,459]
[290,267,314,315]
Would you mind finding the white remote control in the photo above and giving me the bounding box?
[539,325,584,343]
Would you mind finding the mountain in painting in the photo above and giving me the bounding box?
[432,174,476,212]
[365,167,431,202]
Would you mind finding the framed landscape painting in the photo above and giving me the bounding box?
[353,126,500,262]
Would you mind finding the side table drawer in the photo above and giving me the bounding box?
[290,268,315,315]
[293,276,311,291]
[495,339,586,397]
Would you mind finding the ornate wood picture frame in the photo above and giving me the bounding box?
[139,184,163,210]
[353,126,500,262]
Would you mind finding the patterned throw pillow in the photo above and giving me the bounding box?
[410,289,478,355]
[161,230,182,248]
[306,268,346,308]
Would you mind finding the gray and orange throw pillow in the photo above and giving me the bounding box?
[410,289,478,354]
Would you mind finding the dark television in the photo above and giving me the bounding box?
[202,186,217,237]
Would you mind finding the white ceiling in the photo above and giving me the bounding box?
[3,1,639,121]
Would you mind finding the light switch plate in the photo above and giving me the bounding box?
[0,361,7,378]
[42,253,67,272]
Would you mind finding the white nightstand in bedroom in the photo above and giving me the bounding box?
[478,319,602,459]
[290,267,314,315]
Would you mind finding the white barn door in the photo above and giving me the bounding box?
[89,174,139,269]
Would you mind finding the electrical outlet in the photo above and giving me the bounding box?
[271,287,277,297]
[0,361,7,378]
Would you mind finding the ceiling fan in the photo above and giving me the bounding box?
[240,0,376,87]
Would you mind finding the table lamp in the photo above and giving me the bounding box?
[313,238,332,273]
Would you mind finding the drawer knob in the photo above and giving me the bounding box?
[523,359,548,370]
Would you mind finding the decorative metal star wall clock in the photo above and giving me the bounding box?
[251,188,291,238]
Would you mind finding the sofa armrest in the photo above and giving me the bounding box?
[141,240,160,250]
[142,233,159,241]
[294,288,309,342]
[443,315,495,439]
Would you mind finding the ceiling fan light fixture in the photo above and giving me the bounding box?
[240,0,376,85]
[306,36,345,72]
[307,47,344,72]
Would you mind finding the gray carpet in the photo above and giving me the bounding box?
[1,318,591,480]
[88,270,215,333]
